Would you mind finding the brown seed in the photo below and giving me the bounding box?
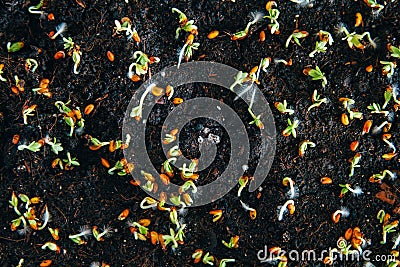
[107,51,115,62]
[350,141,359,151]
[40,260,53,267]
[365,65,373,72]
[47,13,55,21]
[320,177,332,184]
[54,51,65,60]
[130,74,141,82]
[150,231,159,245]
[118,209,130,220]
[344,228,353,240]
[109,140,117,153]
[51,159,60,168]
[170,128,179,136]
[132,31,141,43]
[84,104,94,115]
[101,158,110,168]
[12,134,20,145]
[207,30,219,39]
[362,120,372,134]
[355,13,363,27]
[259,30,266,42]
[151,86,164,97]
[138,218,151,227]
[173,98,183,105]
[341,113,349,126]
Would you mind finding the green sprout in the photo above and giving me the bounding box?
[363,0,384,13]
[298,140,316,157]
[264,2,280,34]
[169,195,186,208]
[230,71,250,91]
[22,105,37,125]
[179,159,197,179]
[367,103,389,116]
[18,141,42,152]
[339,183,363,197]
[69,226,92,245]
[172,8,198,39]
[130,83,156,120]
[92,226,112,241]
[383,88,393,109]
[222,235,239,249]
[380,61,397,78]
[390,44,400,58]
[44,137,64,155]
[309,30,334,57]
[202,252,215,265]
[72,49,82,74]
[178,40,200,69]
[163,228,179,248]
[337,25,376,49]
[114,18,139,41]
[180,180,198,194]
[248,108,264,130]
[63,152,80,168]
[348,153,361,177]
[370,170,397,183]
[28,0,44,15]
[129,51,149,76]
[25,58,38,73]
[304,66,327,88]
[63,37,75,51]
[275,100,294,114]
[7,42,24,53]
[163,157,176,176]
[237,176,249,197]
[377,210,386,224]
[231,12,264,41]
[282,118,300,138]
[308,90,327,111]
[382,221,398,244]
[285,30,309,48]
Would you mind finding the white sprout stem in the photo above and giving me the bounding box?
[346,184,357,194]
[177,44,188,69]
[240,200,255,212]
[278,200,294,221]
[383,139,396,153]
[288,180,295,198]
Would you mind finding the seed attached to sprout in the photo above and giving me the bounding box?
[355,13,363,27]
[118,209,130,220]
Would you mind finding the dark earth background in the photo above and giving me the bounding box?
[0,0,400,266]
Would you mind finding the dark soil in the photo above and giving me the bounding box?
[0,0,399,266]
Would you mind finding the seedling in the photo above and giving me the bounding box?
[0,64,7,82]
[192,249,204,264]
[219,259,236,267]
[172,8,198,39]
[62,152,80,169]
[72,49,82,74]
[18,141,42,152]
[237,176,249,197]
[383,87,393,109]
[162,228,179,248]
[139,197,159,210]
[298,140,316,157]
[130,83,156,120]
[309,30,334,57]
[348,153,361,177]
[114,17,140,42]
[380,61,397,78]
[308,90,327,111]
[389,44,400,58]
[69,226,92,245]
[381,221,398,244]
[277,200,295,221]
[339,183,363,197]
[240,200,257,220]
[282,177,299,199]
[41,242,60,253]
[362,0,384,13]
[369,170,397,183]
[55,101,84,136]
[128,220,149,240]
[49,227,60,240]
[274,100,294,114]
[167,146,181,158]
[32,78,52,98]
[128,51,159,78]
[222,235,239,249]
[25,58,38,73]
[264,1,280,34]
[209,210,223,222]
[248,108,264,130]
[51,23,67,40]
[28,0,45,15]
[367,103,389,116]
[163,158,176,177]
[285,30,309,48]
[337,25,376,49]
[331,207,350,223]
[282,118,299,138]
[180,180,198,194]
[202,252,215,265]
[382,134,396,153]
[7,42,24,53]
[303,66,327,88]
[22,104,37,124]
[44,137,63,154]
[92,226,112,241]
[178,34,200,68]
[179,159,198,180]
[231,12,264,41]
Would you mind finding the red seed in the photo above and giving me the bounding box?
[107,51,115,62]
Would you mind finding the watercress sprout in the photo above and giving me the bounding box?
[28,0,45,15]
[277,200,295,221]
[285,30,309,48]
[298,140,316,157]
[282,177,299,199]
[18,141,42,152]
[308,90,327,111]
[69,226,92,245]
[222,235,239,249]
[231,12,264,41]
[172,8,198,39]
[380,61,396,78]
[44,137,64,154]
[331,207,350,223]
[282,118,299,138]
[337,24,376,49]
[348,153,361,177]
[274,100,294,114]
[309,30,334,57]
[339,183,363,197]
[367,103,389,116]
[240,200,257,220]
[0,64,7,82]
[303,66,327,87]
[22,104,37,124]
[219,259,236,267]
[62,152,80,169]
[264,1,280,34]
[389,44,400,58]
[237,176,249,197]
[51,23,67,40]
